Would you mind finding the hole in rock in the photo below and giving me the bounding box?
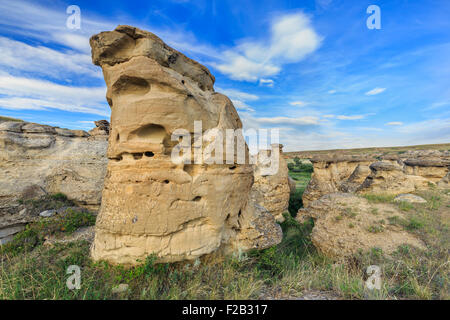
[193,196,202,202]
[145,151,154,157]
[181,80,185,84]
[112,75,150,95]
[163,180,169,184]
[132,153,143,160]
[116,133,120,142]
[111,155,123,162]
[129,124,168,144]
[229,165,237,170]
[238,210,242,217]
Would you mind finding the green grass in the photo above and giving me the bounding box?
[0,176,448,300]
[1,208,96,256]
[287,164,312,216]
[361,194,396,203]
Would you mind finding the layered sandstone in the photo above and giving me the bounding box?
[0,121,108,211]
[89,25,281,264]
[302,153,449,207]
[250,144,290,222]
[302,156,374,207]
[357,161,431,194]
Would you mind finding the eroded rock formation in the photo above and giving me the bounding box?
[250,144,290,222]
[302,156,374,207]
[302,153,450,207]
[89,25,281,264]
[0,121,108,211]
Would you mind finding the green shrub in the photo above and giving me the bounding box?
[1,209,96,255]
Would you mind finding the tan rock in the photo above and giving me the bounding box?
[89,120,110,137]
[297,193,425,260]
[358,161,431,195]
[403,158,449,182]
[89,25,281,265]
[250,144,290,222]
[0,121,108,212]
[302,156,373,207]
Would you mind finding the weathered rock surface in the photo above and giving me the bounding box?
[302,154,449,207]
[297,193,425,260]
[89,25,281,264]
[394,194,427,204]
[0,121,108,212]
[88,120,110,136]
[250,144,290,222]
[302,156,374,207]
[358,161,431,195]
[43,226,95,247]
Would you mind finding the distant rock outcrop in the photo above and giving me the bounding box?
[302,156,374,207]
[89,25,281,264]
[302,152,450,207]
[89,120,110,136]
[0,121,108,212]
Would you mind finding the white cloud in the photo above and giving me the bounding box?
[231,100,255,112]
[336,115,365,120]
[386,121,403,126]
[214,13,321,81]
[216,87,259,113]
[328,90,337,94]
[259,79,275,87]
[365,87,386,95]
[246,115,320,126]
[216,87,259,101]
[0,36,101,80]
[0,0,113,54]
[0,75,108,116]
[290,101,309,107]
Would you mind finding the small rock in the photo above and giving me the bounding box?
[394,194,427,204]
[39,209,56,217]
[18,208,27,216]
[112,284,129,294]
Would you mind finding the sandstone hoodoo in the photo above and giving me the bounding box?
[301,156,374,207]
[251,144,290,222]
[89,25,282,264]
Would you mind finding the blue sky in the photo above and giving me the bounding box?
[0,0,449,151]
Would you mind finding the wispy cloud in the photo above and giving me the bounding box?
[259,79,274,87]
[365,87,386,96]
[0,75,108,116]
[290,101,309,107]
[0,36,101,80]
[385,121,403,126]
[336,115,365,120]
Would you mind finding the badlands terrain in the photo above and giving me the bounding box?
[0,26,448,300]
